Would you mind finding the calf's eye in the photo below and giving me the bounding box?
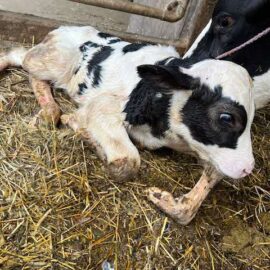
[219,16,234,28]
[220,113,234,124]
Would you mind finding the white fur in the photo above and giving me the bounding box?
[0,47,27,71]
[128,124,168,150]
[70,43,179,103]
[253,69,270,109]
[8,47,27,66]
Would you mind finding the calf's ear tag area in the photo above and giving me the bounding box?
[137,64,200,91]
[155,92,163,99]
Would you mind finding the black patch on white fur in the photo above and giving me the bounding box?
[137,64,199,91]
[87,46,114,87]
[124,80,171,137]
[79,41,102,63]
[122,43,150,54]
[78,82,87,95]
[77,41,103,76]
[156,57,194,69]
[108,38,122,44]
[182,85,247,148]
[80,41,101,52]
[92,66,102,87]
[98,32,114,39]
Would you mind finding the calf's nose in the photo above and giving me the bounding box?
[241,160,255,177]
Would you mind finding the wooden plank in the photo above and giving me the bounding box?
[0,10,185,51]
[0,0,129,33]
[0,10,72,44]
[0,1,214,53]
[128,0,211,52]
[179,0,210,48]
[128,0,186,40]
[0,11,180,48]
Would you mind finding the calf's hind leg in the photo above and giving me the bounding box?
[0,48,61,125]
[29,77,61,126]
[23,36,79,125]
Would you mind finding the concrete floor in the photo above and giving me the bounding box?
[0,0,130,32]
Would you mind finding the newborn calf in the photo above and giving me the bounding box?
[0,26,255,224]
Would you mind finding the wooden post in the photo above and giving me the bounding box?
[128,0,214,53]
[128,0,186,39]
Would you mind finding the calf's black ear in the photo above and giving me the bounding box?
[137,64,200,91]
[246,0,270,23]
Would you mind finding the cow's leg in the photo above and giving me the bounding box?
[29,77,61,126]
[61,103,141,181]
[147,167,222,225]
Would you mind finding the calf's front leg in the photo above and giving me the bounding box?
[147,167,222,225]
[61,101,140,181]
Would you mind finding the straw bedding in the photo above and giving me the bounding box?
[0,59,269,269]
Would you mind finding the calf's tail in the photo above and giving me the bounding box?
[0,47,28,71]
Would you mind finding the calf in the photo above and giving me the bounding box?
[185,0,270,109]
[0,26,255,224]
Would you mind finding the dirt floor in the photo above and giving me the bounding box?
[0,47,269,269]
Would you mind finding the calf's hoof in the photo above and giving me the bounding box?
[61,114,75,126]
[107,158,139,182]
[29,105,61,128]
[147,187,197,225]
[42,103,61,125]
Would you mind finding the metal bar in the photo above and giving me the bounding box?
[68,0,189,22]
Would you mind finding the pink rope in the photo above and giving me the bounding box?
[216,27,270,60]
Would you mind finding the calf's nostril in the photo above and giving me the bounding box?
[241,160,255,176]
[243,168,252,175]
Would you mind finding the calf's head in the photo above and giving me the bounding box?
[138,60,255,179]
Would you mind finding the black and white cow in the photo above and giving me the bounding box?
[0,26,255,224]
[185,0,270,109]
